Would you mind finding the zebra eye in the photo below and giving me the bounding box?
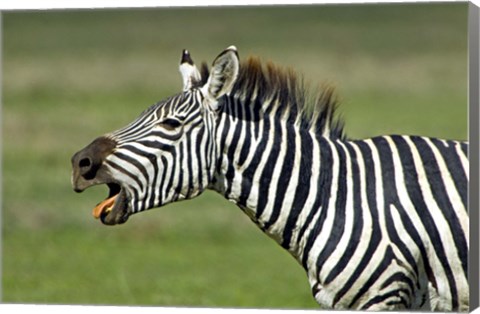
[157,118,182,131]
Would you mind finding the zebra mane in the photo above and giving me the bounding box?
[199,56,345,139]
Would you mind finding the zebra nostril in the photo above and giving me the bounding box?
[79,156,99,180]
[78,157,97,180]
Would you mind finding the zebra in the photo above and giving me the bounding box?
[71,46,469,311]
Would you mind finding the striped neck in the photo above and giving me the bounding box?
[208,57,343,258]
[210,93,333,260]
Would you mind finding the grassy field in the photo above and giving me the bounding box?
[2,3,468,309]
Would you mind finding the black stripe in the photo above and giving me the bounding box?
[385,299,409,308]
[194,126,205,191]
[315,141,347,274]
[238,108,271,209]
[301,137,333,269]
[381,272,415,298]
[205,120,215,183]
[324,141,363,284]
[137,140,174,152]
[150,130,183,142]
[173,141,183,200]
[131,186,141,213]
[255,107,281,220]
[252,94,262,139]
[164,154,176,200]
[296,192,322,250]
[237,98,253,167]
[224,101,244,197]
[152,155,167,206]
[215,106,231,179]
[282,131,313,249]
[185,135,194,198]
[146,155,160,210]
[360,289,410,310]
[229,97,244,143]
[264,122,296,230]
[296,136,337,246]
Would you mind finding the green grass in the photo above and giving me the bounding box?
[2,3,468,308]
[4,217,313,307]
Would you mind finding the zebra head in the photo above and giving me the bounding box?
[71,46,240,225]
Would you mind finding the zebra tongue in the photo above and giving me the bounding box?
[93,195,117,219]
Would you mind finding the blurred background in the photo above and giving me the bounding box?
[2,3,468,309]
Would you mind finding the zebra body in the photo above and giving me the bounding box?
[71,47,469,311]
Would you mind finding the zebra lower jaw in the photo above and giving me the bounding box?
[92,183,130,225]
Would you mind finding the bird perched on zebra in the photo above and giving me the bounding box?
[71,46,469,311]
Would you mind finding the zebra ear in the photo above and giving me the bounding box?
[179,49,201,91]
[203,46,239,103]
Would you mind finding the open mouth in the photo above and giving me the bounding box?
[93,183,130,225]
